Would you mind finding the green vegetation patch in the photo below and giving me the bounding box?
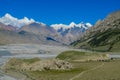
[71,28,120,52]
[56,51,86,60]
[21,57,41,64]
[56,51,109,61]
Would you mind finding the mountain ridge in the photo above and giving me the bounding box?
[71,10,120,52]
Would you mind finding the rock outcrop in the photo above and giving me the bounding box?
[2,58,73,71]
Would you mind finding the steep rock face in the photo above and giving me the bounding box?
[71,10,120,52]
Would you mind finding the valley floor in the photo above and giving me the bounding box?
[4,60,120,80]
[0,44,120,80]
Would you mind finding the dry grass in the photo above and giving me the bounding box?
[4,58,120,80]
[23,61,101,80]
[74,60,120,80]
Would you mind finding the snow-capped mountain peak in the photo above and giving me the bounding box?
[51,22,92,31]
[86,23,92,27]
[69,22,76,28]
[0,13,35,28]
[5,13,15,19]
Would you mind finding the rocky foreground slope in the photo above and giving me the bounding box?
[2,58,73,71]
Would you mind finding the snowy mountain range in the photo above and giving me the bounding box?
[51,22,92,43]
[0,13,92,30]
[0,13,92,44]
[0,13,35,29]
[51,22,92,31]
[51,22,92,35]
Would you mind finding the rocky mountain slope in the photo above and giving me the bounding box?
[20,22,64,43]
[71,10,120,52]
[0,22,16,31]
[0,22,62,45]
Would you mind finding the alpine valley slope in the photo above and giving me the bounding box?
[0,13,92,45]
[71,10,120,52]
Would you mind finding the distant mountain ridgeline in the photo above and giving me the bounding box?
[0,14,92,45]
[71,10,120,52]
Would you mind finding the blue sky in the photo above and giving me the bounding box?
[0,0,120,25]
